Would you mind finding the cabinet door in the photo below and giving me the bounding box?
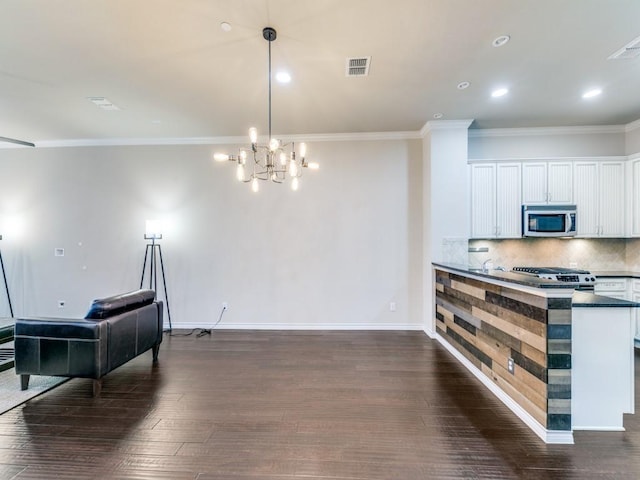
[522,163,548,204]
[470,164,497,238]
[599,162,625,237]
[496,163,522,238]
[574,162,599,236]
[547,162,573,204]
[634,292,640,342]
[595,279,629,297]
[633,160,640,236]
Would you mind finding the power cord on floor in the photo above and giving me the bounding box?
[197,304,227,337]
[163,304,227,337]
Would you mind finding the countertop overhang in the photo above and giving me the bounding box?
[432,262,577,289]
[433,262,640,308]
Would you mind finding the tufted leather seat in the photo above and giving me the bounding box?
[14,289,163,396]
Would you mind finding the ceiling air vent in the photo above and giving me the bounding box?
[346,56,371,77]
[608,34,640,59]
[87,97,120,111]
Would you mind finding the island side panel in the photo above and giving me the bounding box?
[547,297,573,430]
[434,268,572,431]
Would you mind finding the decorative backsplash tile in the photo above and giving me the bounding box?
[468,238,638,272]
[442,237,469,265]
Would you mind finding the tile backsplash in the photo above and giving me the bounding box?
[468,238,640,272]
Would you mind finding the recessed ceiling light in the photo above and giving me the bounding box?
[433,113,443,119]
[220,22,232,32]
[275,71,291,83]
[492,35,511,47]
[457,81,470,90]
[582,88,602,99]
[491,88,509,98]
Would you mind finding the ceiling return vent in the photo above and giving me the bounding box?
[608,34,640,59]
[346,56,371,76]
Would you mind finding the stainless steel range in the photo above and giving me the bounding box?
[512,267,596,290]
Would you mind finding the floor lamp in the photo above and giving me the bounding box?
[0,236,13,317]
[140,222,172,332]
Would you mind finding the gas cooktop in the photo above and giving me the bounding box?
[512,267,596,287]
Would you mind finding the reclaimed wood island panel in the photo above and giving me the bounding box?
[433,263,640,444]
[433,263,575,444]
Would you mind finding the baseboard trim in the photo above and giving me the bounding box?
[572,426,626,432]
[435,333,574,445]
[169,323,425,331]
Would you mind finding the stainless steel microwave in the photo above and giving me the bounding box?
[522,205,577,237]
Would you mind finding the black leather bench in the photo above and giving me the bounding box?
[14,290,163,396]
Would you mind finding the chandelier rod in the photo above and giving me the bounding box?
[264,27,276,143]
[268,31,272,142]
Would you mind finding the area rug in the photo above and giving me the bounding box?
[0,367,68,415]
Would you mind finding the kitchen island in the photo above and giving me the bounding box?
[433,262,639,444]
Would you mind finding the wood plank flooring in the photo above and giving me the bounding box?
[1,330,640,479]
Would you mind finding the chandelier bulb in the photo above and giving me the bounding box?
[251,177,259,193]
[236,164,245,181]
[308,161,320,170]
[239,150,247,164]
[289,160,298,177]
[214,153,230,162]
[249,127,258,144]
[291,177,299,191]
[299,142,307,158]
[269,138,279,151]
[279,152,287,166]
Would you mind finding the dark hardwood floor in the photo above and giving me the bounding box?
[1,330,640,479]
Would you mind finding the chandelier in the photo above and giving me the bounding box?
[214,27,318,192]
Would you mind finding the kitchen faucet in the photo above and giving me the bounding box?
[482,258,493,272]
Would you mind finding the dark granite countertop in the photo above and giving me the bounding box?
[572,291,640,308]
[432,262,577,289]
[433,263,640,307]
[592,271,640,279]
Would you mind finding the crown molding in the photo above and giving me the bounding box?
[420,120,474,137]
[626,118,640,133]
[468,155,629,163]
[14,131,421,149]
[5,118,639,149]
[468,124,626,138]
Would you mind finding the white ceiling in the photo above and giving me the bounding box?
[1,0,640,145]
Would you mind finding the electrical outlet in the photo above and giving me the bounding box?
[507,357,515,374]
[389,302,396,312]
[222,302,228,310]
[58,300,65,308]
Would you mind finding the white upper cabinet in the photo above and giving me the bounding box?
[470,163,521,239]
[522,162,573,204]
[632,159,640,237]
[573,162,599,236]
[574,161,625,237]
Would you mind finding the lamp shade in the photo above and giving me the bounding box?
[145,219,163,239]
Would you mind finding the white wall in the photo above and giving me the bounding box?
[0,139,424,329]
[422,121,471,336]
[468,128,627,160]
